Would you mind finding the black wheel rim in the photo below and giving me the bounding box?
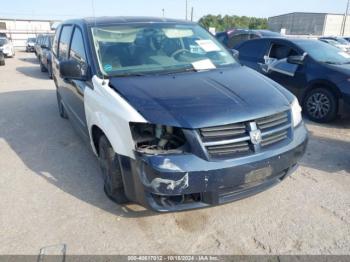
[306,92,331,119]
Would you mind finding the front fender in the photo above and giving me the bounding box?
[85,76,147,159]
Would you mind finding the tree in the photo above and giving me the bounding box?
[198,14,268,32]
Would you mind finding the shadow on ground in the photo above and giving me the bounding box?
[300,133,350,173]
[16,66,50,80]
[0,89,157,218]
[19,55,39,65]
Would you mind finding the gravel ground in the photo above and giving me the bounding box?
[0,52,349,255]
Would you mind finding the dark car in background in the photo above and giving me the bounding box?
[39,35,53,78]
[235,38,350,123]
[35,34,53,65]
[26,37,36,52]
[216,29,281,49]
[51,17,307,212]
[34,34,45,57]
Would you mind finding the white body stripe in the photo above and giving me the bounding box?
[84,75,147,159]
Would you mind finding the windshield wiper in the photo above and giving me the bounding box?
[110,72,148,77]
[165,67,198,75]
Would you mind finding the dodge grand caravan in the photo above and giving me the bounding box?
[52,17,308,212]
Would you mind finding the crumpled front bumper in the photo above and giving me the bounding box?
[119,123,308,212]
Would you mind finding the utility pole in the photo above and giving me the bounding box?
[191,7,194,22]
[162,8,165,17]
[341,0,350,36]
[185,0,188,20]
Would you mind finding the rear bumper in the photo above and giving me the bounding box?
[119,123,308,212]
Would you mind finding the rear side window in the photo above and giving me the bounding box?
[58,25,73,60]
[52,28,60,56]
[69,28,87,64]
[238,40,269,58]
[227,34,250,49]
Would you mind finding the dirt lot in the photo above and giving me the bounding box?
[0,52,349,255]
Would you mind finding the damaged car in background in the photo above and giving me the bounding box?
[52,17,308,212]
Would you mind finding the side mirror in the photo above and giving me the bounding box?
[287,53,307,65]
[41,44,48,49]
[60,60,88,81]
[231,49,240,60]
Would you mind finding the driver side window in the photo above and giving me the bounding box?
[268,43,299,60]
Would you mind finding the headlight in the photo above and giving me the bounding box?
[129,123,188,155]
[3,44,10,51]
[291,98,302,127]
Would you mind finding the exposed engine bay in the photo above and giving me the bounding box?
[130,123,188,155]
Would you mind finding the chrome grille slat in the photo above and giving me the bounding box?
[207,143,250,155]
[257,112,288,130]
[201,123,245,132]
[261,131,288,147]
[201,129,246,138]
[199,111,291,159]
[207,141,249,150]
[258,117,288,129]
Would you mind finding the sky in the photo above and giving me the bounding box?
[0,0,347,21]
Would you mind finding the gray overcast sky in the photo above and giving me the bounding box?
[0,0,347,21]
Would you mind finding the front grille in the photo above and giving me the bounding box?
[199,111,291,160]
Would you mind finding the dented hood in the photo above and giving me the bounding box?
[109,65,291,129]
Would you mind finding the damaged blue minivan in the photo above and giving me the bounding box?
[52,17,308,212]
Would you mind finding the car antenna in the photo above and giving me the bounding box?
[91,0,106,85]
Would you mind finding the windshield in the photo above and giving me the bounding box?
[28,38,36,43]
[335,38,349,45]
[91,23,236,76]
[0,38,8,46]
[260,31,281,37]
[297,40,350,65]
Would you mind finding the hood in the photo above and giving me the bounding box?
[109,66,292,129]
[324,63,350,83]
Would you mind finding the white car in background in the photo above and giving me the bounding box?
[319,37,350,53]
[0,37,15,58]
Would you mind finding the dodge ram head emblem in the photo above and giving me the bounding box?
[250,129,262,145]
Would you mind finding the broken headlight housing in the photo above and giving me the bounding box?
[291,97,302,127]
[129,123,188,155]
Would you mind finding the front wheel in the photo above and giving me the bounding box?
[98,135,128,204]
[303,88,337,123]
[40,60,47,72]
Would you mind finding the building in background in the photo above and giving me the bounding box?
[0,18,59,47]
[268,12,350,36]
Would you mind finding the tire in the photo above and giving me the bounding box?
[98,135,128,204]
[56,91,68,119]
[40,60,47,72]
[303,87,338,123]
[0,60,4,66]
[48,63,53,79]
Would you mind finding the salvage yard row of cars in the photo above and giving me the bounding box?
[17,17,348,212]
